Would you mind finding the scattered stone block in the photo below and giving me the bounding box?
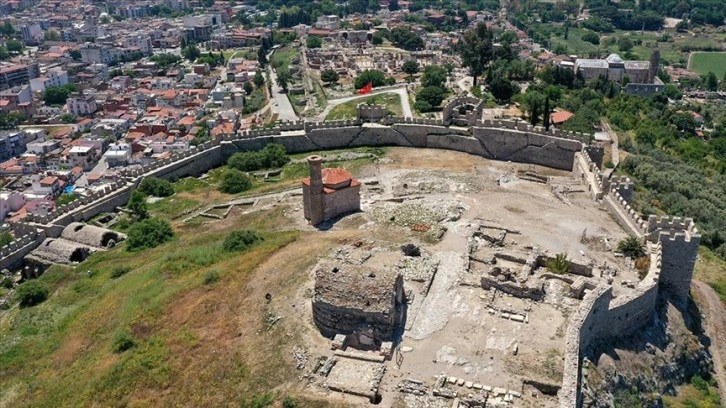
[457,379,465,386]
[465,381,473,388]
[473,383,483,390]
[493,387,507,396]
[448,376,457,384]
[332,334,347,350]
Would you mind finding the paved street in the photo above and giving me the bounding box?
[268,67,298,122]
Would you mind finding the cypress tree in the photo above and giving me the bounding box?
[543,97,551,131]
[530,101,539,126]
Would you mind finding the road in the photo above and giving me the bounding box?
[317,86,413,121]
[692,280,726,404]
[267,68,298,122]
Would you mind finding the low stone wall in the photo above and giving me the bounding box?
[0,230,47,271]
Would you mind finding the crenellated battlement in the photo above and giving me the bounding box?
[647,215,698,235]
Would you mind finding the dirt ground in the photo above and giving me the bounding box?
[181,147,643,407]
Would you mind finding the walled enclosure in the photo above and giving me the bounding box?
[0,99,700,408]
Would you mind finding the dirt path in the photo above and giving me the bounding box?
[692,280,726,402]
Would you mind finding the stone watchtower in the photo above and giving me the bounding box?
[304,155,325,226]
[646,215,700,302]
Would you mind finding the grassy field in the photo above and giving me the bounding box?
[326,93,403,121]
[270,47,297,76]
[695,247,726,303]
[548,29,720,65]
[689,52,726,78]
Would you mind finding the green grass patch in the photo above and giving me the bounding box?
[270,47,296,76]
[326,93,403,121]
[695,247,726,303]
[690,52,726,78]
[0,220,299,407]
[148,197,199,220]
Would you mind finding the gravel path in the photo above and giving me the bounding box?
[406,250,465,340]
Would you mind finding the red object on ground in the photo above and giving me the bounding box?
[358,82,373,95]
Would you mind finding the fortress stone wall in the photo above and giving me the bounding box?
[561,146,700,407]
[0,97,701,408]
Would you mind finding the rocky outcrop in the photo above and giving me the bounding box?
[582,295,713,407]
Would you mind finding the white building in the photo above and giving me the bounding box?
[103,142,131,167]
[0,191,26,221]
[122,35,153,55]
[66,94,98,116]
[29,69,69,93]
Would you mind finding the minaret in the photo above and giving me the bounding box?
[307,155,324,226]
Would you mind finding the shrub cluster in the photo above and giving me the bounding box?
[126,218,174,252]
[227,144,290,172]
[16,280,49,307]
[138,177,174,197]
[223,230,263,252]
[219,169,253,194]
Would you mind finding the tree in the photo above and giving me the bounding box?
[15,280,49,307]
[388,0,399,11]
[306,36,322,49]
[138,177,174,197]
[276,70,291,92]
[402,60,419,76]
[253,70,265,87]
[354,69,386,89]
[371,32,384,45]
[257,46,268,66]
[421,65,447,88]
[44,30,60,42]
[126,218,174,251]
[390,27,424,51]
[618,37,634,52]
[321,69,340,85]
[705,71,718,92]
[546,253,571,274]
[5,39,23,53]
[127,190,148,219]
[543,97,551,130]
[488,77,520,101]
[219,169,253,194]
[228,144,290,171]
[458,22,493,86]
[0,21,14,36]
[413,99,433,112]
[416,86,445,108]
[0,231,12,247]
[181,45,201,61]
[617,236,645,259]
[243,81,254,95]
[69,49,82,61]
[59,113,76,123]
[42,84,75,106]
[581,31,600,45]
[530,100,539,126]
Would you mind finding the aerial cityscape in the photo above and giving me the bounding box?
[0,0,725,407]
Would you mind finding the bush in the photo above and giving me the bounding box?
[1,275,14,289]
[111,330,136,353]
[282,397,297,408]
[16,280,49,307]
[581,31,600,45]
[223,230,263,252]
[219,169,253,194]
[203,270,220,285]
[138,177,174,197]
[127,190,148,220]
[546,253,571,274]
[126,218,174,252]
[413,99,433,112]
[110,266,131,279]
[617,236,646,259]
[227,143,290,172]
